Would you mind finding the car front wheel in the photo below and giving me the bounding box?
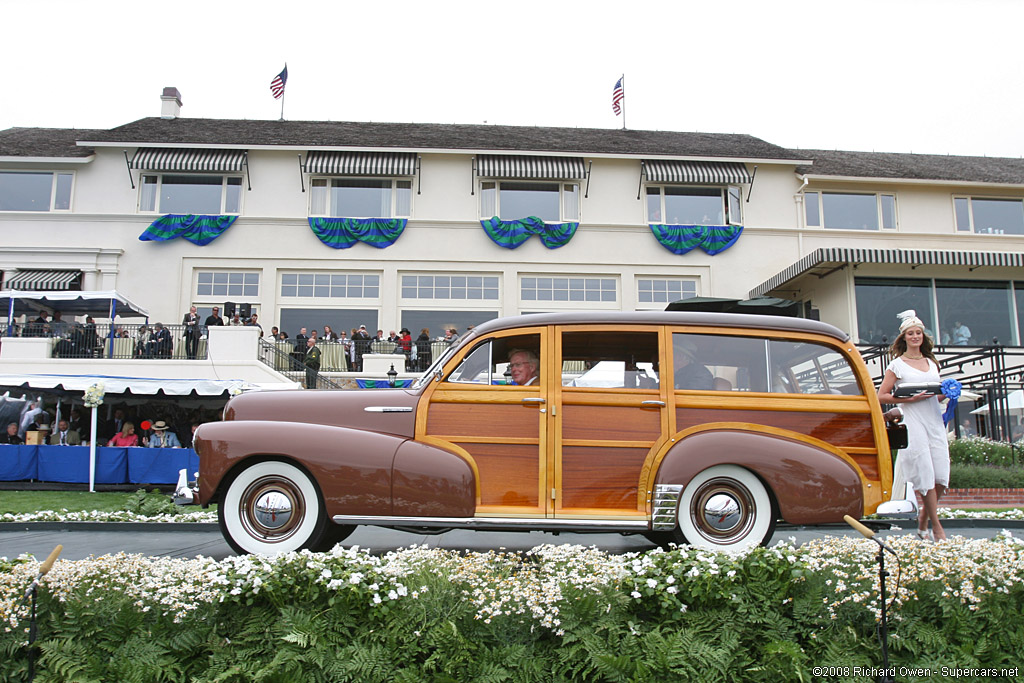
[669,464,776,552]
[219,460,352,555]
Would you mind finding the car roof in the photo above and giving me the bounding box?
[465,311,849,344]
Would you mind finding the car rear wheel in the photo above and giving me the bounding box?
[219,460,353,555]
[668,465,776,552]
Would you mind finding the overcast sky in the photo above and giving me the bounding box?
[5,0,1024,158]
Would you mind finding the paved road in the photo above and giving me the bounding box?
[0,521,1013,562]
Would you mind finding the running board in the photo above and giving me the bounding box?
[332,515,651,532]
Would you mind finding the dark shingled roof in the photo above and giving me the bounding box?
[78,117,801,160]
[796,149,1024,185]
[0,127,100,158]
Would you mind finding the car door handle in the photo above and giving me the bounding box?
[521,397,546,404]
[641,400,666,407]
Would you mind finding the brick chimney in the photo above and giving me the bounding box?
[160,87,182,119]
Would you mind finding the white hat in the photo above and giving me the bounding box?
[897,309,925,335]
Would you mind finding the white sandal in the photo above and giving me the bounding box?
[916,529,933,542]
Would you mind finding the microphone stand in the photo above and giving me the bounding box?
[844,516,894,683]
[20,545,62,682]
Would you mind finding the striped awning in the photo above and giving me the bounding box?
[3,270,81,291]
[304,151,417,176]
[644,160,751,185]
[130,148,246,172]
[749,247,1024,298]
[477,155,586,180]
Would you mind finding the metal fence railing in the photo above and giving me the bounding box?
[258,339,346,390]
[6,321,210,360]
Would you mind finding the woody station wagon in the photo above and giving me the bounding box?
[193,311,897,555]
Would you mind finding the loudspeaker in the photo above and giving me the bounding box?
[224,302,236,317]
[238,303,252,320]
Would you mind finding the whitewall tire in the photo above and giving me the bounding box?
[671,465,776,552]
[219,460,349,555]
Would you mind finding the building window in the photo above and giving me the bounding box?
[140,174,242,214]
[804,191,897,230]
[281,273,380,298]
[0,171,73,211]
[854,277,1019,346]
[646,186,742,225]
[953,196,1024,234]
[637,278,697,306]
[310,178,412,218]
[401,274,499,300]
[480,181,579,222]
[196,271,259,298]
[521,276,616,303]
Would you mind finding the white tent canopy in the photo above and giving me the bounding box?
[1,290,149,319]
[0,373,271,396]
[971,389,1024,416]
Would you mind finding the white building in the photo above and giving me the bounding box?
[2,87,1023,353]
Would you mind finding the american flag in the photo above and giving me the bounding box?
[612,77,624,116]
[270,65,288,100]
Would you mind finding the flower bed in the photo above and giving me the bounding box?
[3,536,1024,681]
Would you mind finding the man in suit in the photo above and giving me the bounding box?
[304,337,322,389]
[149,323,173,358]
[1,422,23,444]
[182,306,201,359]
[49,420,81,446]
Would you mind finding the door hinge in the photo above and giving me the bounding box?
[551,488,557,500]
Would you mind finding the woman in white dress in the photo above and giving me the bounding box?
[877,310,950,541]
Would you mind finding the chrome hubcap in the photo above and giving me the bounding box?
[689,477,755,544]
[239,476,305,543]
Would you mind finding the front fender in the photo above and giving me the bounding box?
[653,426,864,524]
[196,420,403,516]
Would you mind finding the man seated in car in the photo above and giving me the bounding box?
[673,337,713,390]
[508,348,539,386]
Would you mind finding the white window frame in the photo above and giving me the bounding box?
[644,184,743,226]
[803,191,897,230]
[953,195,1024,235]
[400,273,500,302]
[479,180,580,222]
[0,171,74,212]
[308,177,412,218]
[139,173,243,214]
[635,277,699,309]
[279,272,382,300]
[520,274,618,310]
[194,270,261,300]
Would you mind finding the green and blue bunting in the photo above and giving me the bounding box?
[139,214,237,246]
[648,224,743,256]
[308,217,406,249]
[480,216,579,250]
[356,379,414,388]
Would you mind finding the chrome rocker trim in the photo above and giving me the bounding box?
[332,515,651,532]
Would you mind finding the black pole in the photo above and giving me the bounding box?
[877,547,893,683]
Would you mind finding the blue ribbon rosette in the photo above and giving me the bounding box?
[941,378,961,425]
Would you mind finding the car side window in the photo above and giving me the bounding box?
[671,333,769,392]
[561,331,659,388]
[447,333,541,385]
[768,340,862,395]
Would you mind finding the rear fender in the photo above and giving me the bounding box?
[653,425,864,524]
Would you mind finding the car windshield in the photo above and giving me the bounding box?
[412,343,460,388]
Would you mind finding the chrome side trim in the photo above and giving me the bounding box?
[332,515,650,532]
[363,406,414,413]
[651,484,683,531]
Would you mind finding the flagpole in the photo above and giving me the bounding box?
[280,91,285,122]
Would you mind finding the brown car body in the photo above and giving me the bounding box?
[196,311,894,554]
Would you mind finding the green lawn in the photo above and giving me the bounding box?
[1,490,137,515]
